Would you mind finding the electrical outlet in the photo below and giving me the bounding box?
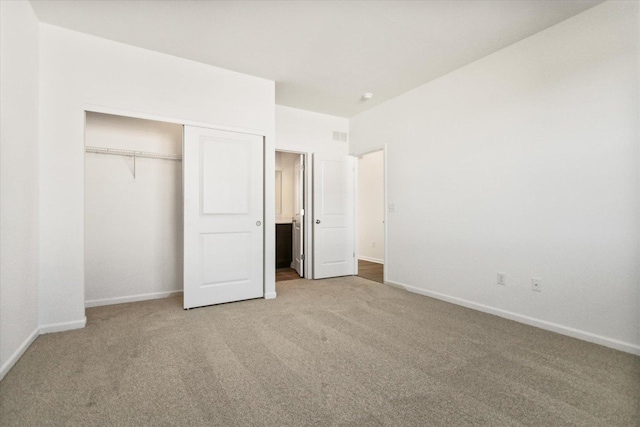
[531,278,542,292]
[497,272,506,286]
[371,241,376,248]
[388,203,395,213]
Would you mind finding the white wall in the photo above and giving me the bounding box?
[84,113,183,307]
[350,1,640,353]
[275,105,348,155]
[357,150,384,263]
[275,151,298,221]
[0,0,41,378]
[39,24,276,329]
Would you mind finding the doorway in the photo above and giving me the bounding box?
[275,151,306,282]
[356,149,385,283]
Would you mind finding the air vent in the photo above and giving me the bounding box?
[332,131,348,142]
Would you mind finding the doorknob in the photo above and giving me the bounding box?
[316,219,321,224]
[256,221,261,226]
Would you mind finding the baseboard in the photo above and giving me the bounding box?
[40,317,87,334]
[358,256,384,264]
[385,279,640,356]
[264,291,277,300]
[2,318,87,380]
[0,326,39,382]
[85,290,183,308]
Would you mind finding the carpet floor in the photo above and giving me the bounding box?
[1,277,638,426]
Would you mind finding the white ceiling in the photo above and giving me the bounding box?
[30,0,603,118]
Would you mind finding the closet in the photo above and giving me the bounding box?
[84,112,183,307]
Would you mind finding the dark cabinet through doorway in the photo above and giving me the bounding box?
[276,223,293,268]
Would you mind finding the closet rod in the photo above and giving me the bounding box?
[85,146,182,161]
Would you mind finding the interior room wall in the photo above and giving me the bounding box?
[357,150,384,263]
[275,105,348,155]
[0,0,41,379]
[84,113,183,307]
[39,24,276,330]
[349,1,639,353]
[275,151,298,222]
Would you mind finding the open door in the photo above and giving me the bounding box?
[183,126,264,309]
[292,154,304,277]
[313,153,356,279]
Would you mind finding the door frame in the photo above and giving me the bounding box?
[354,145,387,283]
[275,146,313,279]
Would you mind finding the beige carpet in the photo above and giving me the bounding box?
[1,277,638,426]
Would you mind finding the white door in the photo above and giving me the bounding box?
[183,126,264,309]
[292,154,304,277]
[313,153,356,279]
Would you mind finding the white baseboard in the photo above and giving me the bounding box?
[85,290,183,308]
[264,291,277,300]
[358,255,384,264]
[385,279,640,356]
[40,317,87,334]
[0,326,39,382]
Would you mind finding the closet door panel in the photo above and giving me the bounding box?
[183,126,264,309]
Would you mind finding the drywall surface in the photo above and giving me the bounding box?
[275,151,298,221]
[0,0,40,377]
[39,24,275,327]
[350,1,639,351]
[275,105,348,155]
[357,150,384,263]
[84,113,183,306]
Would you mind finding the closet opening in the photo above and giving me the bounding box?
[275,150,306,282]
[84,112,184,307]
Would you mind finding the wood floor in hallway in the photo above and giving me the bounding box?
[357,259,383,283]
[276,268,300,282]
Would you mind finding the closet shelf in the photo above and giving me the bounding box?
[85,146,182,161]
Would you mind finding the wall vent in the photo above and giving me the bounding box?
[333,131,348,142]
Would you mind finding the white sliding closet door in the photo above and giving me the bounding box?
[183,126,264,309]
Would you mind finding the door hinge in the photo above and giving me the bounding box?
[301,208,304,216]
[353,252,355,257]
[301,254,305,260]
